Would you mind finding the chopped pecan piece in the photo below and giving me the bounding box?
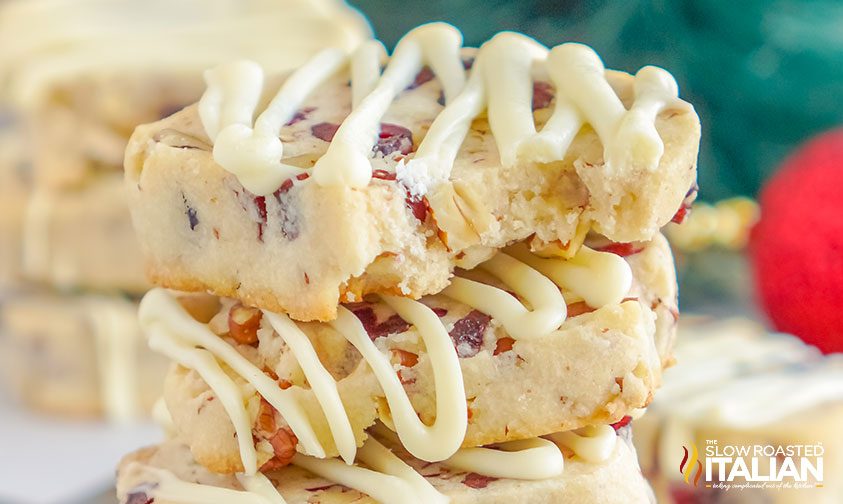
[228,304,262,345]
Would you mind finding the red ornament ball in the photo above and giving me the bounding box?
[749,129,843,354]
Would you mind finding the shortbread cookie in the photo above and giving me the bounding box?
[0,293,168,419]
[21,174,149,293]
[634,317,843,504]
[145,235,675,473]
[125,23,700,321]
[0,0,371,189]
[117,423,653,503]
[0,123,28,288]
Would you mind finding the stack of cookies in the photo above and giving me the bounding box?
[0,0,370,420]
[116,23,700,502]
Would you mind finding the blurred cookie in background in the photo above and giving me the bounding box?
[0,0,372,421]
[0,122,28,290]
[635,317,843,504]
[0,294,167,420]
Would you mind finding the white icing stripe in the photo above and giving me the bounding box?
[312,23,464,188]
[547,425,617,464]
[199,61,265,142]
[87,298,142,422]
[507,244,632,308]
[145,325,259,474]
[139,290,326,465]
[209,49,346,195]
[547,44,625,146]
[607,66,687,172]
[396,70,485,193]
[445,437,564,480]
[332,297,467,462]
[293,437,447,504]
[443,252,567,340]
[263,311,357,464]
[481,33,549,167]
[351,41,387,109]
[235,473,288,503]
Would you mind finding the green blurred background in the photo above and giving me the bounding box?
[351,0,843,201]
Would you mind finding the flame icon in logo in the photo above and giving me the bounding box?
[680,444,703,486]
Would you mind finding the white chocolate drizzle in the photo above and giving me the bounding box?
[199,22,689,195]
[121,463,284,504]
[293,437,448,504]
[141,289,327,474]
[445,437,564,480]
[443,252,567,340]
[311,23,465,188]
[547,425,618,463]
[506,243,633,308]
[331,297,467,462]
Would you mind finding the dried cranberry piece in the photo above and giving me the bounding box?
[276,172,310,194]
[311,122,340,142]
[685,182,700,198]
[594,242,643,257]
[272,173,309,240]
[671,205,690,224]
[351,305,377,330]
[377,314,412,338]
[351,306,411,341]
[125,490,155,504]
[407,66,435,89]
[449,310,491,358]
[253,196,267,221]
[372,169,397,181]
[374,123,414,156]
[286,106,315,126]
[610,415,632,431]
[672,183,699,224]
[532,81,554,110]
[566,301,596,318]
[253,195,268,242]
[186,207,199,230]
[406,195,429,222]
[432,307,448,317]
[181,193,199,230]
[372,167,429,223]
[462,472,497,489]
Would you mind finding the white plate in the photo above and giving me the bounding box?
[0,389,161,504]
